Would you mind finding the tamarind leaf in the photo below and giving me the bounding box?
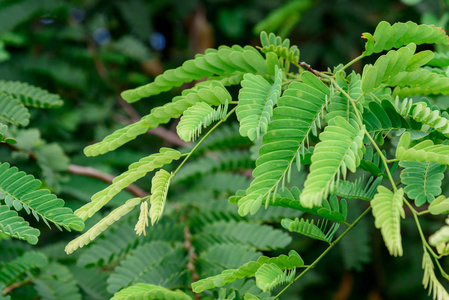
[362,21,449,56]
[371,186,405,257]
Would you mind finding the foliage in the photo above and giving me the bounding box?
[3,1,449,299]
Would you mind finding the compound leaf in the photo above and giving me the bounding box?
[371,186,405,257]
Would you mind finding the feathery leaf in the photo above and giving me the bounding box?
[371,186,405,257]
[422,252,449,300]
[111,283,192,300]
[65,197,142,254]
[236,66,282,141]
[121,45,267,102]
[238,71,330,216]
[75,148,180,221]
[399,161,445,206]
[362,21,449,56]
[149,169,172,225]
[300,117,365,208]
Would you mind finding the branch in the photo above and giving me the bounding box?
[68,164,148,198]
[148,127,187,147]
[117,94,187,147]
[3,279,33,295]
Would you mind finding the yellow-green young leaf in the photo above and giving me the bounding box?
[396,132,449,165]
[429,195,449,215]
[134,201,149,236]
[121,45,267,103]
[236,66,282,141]
[422,252,449,299]
[84,119,152,157]
[371,186,405,257]
[428,218,449,256]
[65,197,142,254]
[87,81,232,156]
[362,21,449,56]
[149,169,172,225]
[75,148,181,221]
[300,117,365,208]
[111,283,192,300]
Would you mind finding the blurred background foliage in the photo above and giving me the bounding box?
[1,0,449,299]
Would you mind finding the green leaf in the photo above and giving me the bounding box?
[390,68,449,97]
[300,117,365,208]
[429,195,449,215]
[255,263,295,292]
[361,44,436,93]
[193,220,292,252]
[33,263,82,300]
[121,45,267,102]
[84,118,152,157]
[0,162,84,232]
[176,101,228,142]
[0,80,63,108]
[111,283,192,300]
[192,250,303,293]
[238,71,330,216]
[326,72,363,124]
[281,218,339,243]
[362,21,449,56]
[396,132,449,165]
[334,176,383,201]
[371,186,405,257]
[0,251,47,285]
[75,148,180,221]
[65,197,142,254]
[0,204,40,244]
[409,102,449,136]
[236,66,282,141]
[149,169,172,225]
[399,161,445,206]
[0,92,29,126]
[421,252,449,299]
[106,241,184,293]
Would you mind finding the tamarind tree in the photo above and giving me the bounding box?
[56,20,449,299]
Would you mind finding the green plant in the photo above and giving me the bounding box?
[57,19,449,299]
[0,81,84,244]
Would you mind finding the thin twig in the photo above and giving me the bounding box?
[117,94,187,147]
[68,164,148,198]
[182,219,200,300]
[299,61,320,77]
[148,127,187,147]
[3,279,33,295]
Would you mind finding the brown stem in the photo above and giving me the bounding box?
[117,94,187,147]
[181,216,199,299]
[299,61,320,77]
[68,164,148,198]
[148,127,187,147]
[3,279,33,295]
